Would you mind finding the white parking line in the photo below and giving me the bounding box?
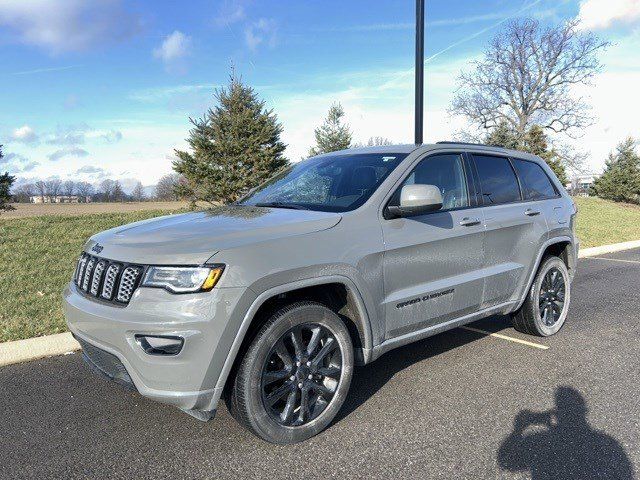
[459,326,549,350]
[587,257,640,265]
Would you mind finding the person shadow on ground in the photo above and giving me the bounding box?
[498,386,635,479]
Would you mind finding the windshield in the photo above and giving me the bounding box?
[238,152,408,212]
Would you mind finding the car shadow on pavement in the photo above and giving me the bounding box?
[497,386,635,480]
[334,314,514,423]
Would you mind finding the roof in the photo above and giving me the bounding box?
[313,142,540,162]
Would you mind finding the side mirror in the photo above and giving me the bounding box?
[386,184,443,218]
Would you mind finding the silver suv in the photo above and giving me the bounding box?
[64,143,578,444]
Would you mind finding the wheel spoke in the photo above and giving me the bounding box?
[310,381,335,397]
[311,337,337,367]
[297,387,310,424]
[263,369,291,385]
[306,327,322,356]
[317,365,341,378]
[290,328,303,359]
[274,340,293,370]
[265,381,293,407]
[280,389,299,424]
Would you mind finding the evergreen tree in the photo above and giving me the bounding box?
[174,73,288,204]
[592,138,640,204]
[484,123,567,184]
[485,120,519,150]
[308,103,352,157]
[0,145,16,213]
[523,126,568,185]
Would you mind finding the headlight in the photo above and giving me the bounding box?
[141,265,224,293]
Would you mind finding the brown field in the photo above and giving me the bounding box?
[2,201,191,219]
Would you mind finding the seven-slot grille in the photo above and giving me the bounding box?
[74,253,143,305]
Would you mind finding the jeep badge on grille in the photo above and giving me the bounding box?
[91,243,104,254]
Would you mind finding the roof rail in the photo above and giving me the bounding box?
[436,141,491,147]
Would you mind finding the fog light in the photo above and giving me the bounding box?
[135,335,184,356]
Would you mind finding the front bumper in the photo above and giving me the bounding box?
[63,281,252,414]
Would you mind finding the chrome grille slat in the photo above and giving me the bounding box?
[82,258,95,291]
[116,267,141,303]
[101,264,121,300]
[90,261,107,296]
[76,255,88,284]
[73,254,142,305]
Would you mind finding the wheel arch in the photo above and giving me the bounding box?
[213,275,374,397]
[515,236,575,311]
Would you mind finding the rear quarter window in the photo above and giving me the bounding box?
[512,158,558,200]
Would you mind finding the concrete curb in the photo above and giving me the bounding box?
[0,332,80,367]
[0,239,639,368]
[578,239,640,258]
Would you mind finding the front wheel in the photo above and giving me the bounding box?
[227,301,354,444]
[512,256,571,337]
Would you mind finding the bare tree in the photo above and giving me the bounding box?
[99,179,115,202]
[34,180,47,202]
[132,181,145,202]
[352,137,393,148]
[14,183,35,203]
[155,173,180,200]
[451,19,609,140]
[112,180,125,202]
[45,178,62,200]
[62,180,75,197]
[75,182,94,202]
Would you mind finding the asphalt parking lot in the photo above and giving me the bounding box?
[1,249,639,479]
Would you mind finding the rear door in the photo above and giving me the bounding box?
[470,154,549,309]
[381,152,486,339]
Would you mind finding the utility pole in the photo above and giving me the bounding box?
[414,0,425,145]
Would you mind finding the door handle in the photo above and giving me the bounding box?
[459,217,481,227]
[525,209,541,216]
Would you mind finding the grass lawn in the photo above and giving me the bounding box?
[574,197,640,248]
[1,197,639,343]
[0,209,185,343]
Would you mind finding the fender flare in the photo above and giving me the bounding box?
[212,274,374,395]
[514,236,574,311]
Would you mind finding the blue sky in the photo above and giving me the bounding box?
[1,0,639,189]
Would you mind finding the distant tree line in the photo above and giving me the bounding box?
[9,175,190,204]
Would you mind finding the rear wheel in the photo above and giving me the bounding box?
[512,256,570,337]
[228,301,353,444]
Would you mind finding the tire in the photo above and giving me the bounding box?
[227,301,354,444]
[512,256,571,337]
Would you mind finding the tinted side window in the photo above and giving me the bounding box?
[474,155,521,205]
[389,153,469,210]
[512,159,557,200]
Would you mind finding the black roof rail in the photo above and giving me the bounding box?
[436,141,492,147]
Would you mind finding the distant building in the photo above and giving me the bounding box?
[30,195,92,204]
[567,174,599,197]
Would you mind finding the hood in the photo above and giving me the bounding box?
[87,206,342,265]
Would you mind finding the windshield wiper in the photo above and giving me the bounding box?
[255,202,309,210]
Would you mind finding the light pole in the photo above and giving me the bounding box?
[414,0,425,145]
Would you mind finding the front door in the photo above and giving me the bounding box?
[381,152,486,339]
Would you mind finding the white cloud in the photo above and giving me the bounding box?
[214,0,248,27]
[577,0,640,30]
[48,147,89,161]
[101,130,123,143]
[153,31,192,72]
[245,18,277,51]
[0,0,141,54]
[11,125,39,143]
[0,152,40,173]
[46,124,90,145]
